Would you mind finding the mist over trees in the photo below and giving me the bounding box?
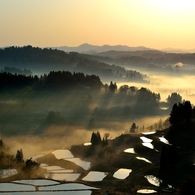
[0,68,183,134]
[0,46,149,83]
[16,149,24,163]
[0,139,44,180]
[129,123,137,133]
[46,111,65,125]
[87,49,195,74]
[167,92,182,110]
[0,71,102,93]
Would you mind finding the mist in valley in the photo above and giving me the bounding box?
[0,83,168,161]
[2,0,195,192]
[117,73,195,103]
[0,87,167,157]
[1,51,194,157]
[1,46,195,194]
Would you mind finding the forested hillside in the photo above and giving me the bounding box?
[86,50,195,73]
[0,70,180,135]
[0,46,148,83]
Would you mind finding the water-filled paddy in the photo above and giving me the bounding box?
[159,136,171,145]
[13,179,60,186]
[144,175,162,187]
[0,183,35,191]
[124,148,136,154]
[82,171,108,181]
[43,165,69,171]
[0,192,92,195]
[0,179,97,195]
[113,168,132,179]
[52,149,74,159]
[140,136,153,143]
[84,142,92,146]
[65,158,91,170]
[136,157,152,164]
[39,183,98,190]
[142,142,154,149]
[0,130,175,194]
[140,136,155,149]
[45,173,80,181]
[142,132,156,135]
[137,189,157,194]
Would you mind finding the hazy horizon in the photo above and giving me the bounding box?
[1,0,195,50]
[2,43,195,54]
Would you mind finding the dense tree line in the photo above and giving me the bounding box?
[0,72,39,91]
[93,83,162,118]
[0,71,102,93]
[45,71,102,90]
[0,69,183,128]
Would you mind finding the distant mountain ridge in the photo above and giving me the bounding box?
[53,43,195,54]
[162,47,195,53]
[53,43,152,54]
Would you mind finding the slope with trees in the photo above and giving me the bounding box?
[0,46,148,83]
[0,70,181,135]
[87,50,195,74]
[0,140,44,181]
[159,101,195,190]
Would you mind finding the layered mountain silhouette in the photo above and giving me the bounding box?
[53,43,195,54]
[53,43,152,54]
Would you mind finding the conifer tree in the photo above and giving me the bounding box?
[16,149,24,163]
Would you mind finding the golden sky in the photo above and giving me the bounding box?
[1,0,195,49]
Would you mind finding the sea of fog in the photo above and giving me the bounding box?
[116,73,195,103]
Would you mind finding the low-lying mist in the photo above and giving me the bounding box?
[117,73,195,103]
[1,69,191,160]
[2,114,167,159]
[2,126,91,158]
